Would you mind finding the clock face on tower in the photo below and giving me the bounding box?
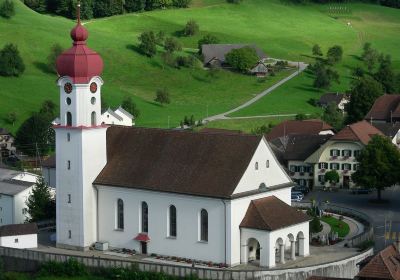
[64,83,73,94]
[90,82,97,93]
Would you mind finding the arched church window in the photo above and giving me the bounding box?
[255,162,259,170]
[66,97,71,105]
[117,199,124,230]
[66,112,72,126]
[200,209,208,242]
[91,97,96,105]
[91,111,96,126]
[141,202,148,233]
[169,205,177,237]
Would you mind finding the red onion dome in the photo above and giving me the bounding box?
[56,21,103,84]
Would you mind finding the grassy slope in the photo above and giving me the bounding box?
[1,0,399,133]
[321,216,350,238]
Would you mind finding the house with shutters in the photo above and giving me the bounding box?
[304,121,383,189]
[50,10,311,269]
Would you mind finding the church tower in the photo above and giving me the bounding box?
[54,4,107,250]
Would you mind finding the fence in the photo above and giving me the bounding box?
[0,246,373,280]
[292,202,374,248]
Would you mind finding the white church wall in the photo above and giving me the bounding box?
[233,138,291,195]
[13,187,32,224]
[0,234,37,249]
[227,187,291,266]
[97,186,227,264]
[240,228,271,267]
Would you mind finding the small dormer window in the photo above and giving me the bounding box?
[259,183,267,189]
[255,162,259,170]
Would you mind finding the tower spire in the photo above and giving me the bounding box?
[77,1,81,24]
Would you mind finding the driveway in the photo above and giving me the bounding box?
[304,186,400,252]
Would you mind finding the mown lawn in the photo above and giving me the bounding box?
[321,216,350,238]
[1,0,399,133]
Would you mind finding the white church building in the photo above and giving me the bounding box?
[53,9,310,268]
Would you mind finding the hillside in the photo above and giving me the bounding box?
[1,0,399,133]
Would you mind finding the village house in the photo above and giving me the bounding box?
[201,44,267,68]
[269,134,331,189]
[372,122,400,148]
[365,94,400,123]
[0,128,15,159]
[318,93,349,112]
[0,223,38,249]
[51,15,311,268]
[0,168,39,226]
[304,121,383,189]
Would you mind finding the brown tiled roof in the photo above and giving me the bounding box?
[365,94,400,122]
[357,244,400,280]
[42,155,56,168]
[266,119,333,141]
[0,128,11,135]
[307,277,351,280]
[199,128,243,135]
[94,126,263,199]
[240,196,311,231]
[331,121,383,145]
[0,223,38,237]
[319,93,346,106]
[270,134,331,162]
[373,123,400,139]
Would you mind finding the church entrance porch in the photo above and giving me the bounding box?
[141,242,147,254]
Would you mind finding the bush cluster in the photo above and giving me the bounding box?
[39,258,88,277]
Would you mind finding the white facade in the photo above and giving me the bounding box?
[101,107,134,126]
[0,233,37,249]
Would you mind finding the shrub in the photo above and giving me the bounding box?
[47,43,64,73]
[0,43,25,77]
[40,258,87,277]
[198,34,219,53]
[310,217,323,233]
[326,45,343,65]
[183,20,199,36]
[0,0,15,18]
[312,44,323,56]
[173,0,191,7]
[155,88,171,105]
[164,37,182,53]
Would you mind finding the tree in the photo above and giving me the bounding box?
[124,0,145,12]
[198,34,219,54]
[25,176,55,222]
[310,217,322,234]
[374,55,396,93]
[0,43,25,77]
[326,45,343,65]
[15,111,55,157]
[164,37,182,53]
[154,88,171,105]
[295,113,308,120]
[138,31,157,57]
[121,96,140,118]
[312,44,323,56]
[183,20,199,36]
[313,62,339,89]
[322,102,343,131]
[6,111,17,126]
[0,0,15,18]
[47,43,64,73]
[352,67,365,79]
[227,0,242,3]
[24,0,46,13]
[172,0,191,8]
[156,30,166,45]
[352,135,400,201]
[39,100,57,119]
[225,46,259,73]
[325,170,340,185]
[346,77,383,123]
[361,42,378,72]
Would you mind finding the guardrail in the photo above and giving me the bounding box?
[292,201,374,248]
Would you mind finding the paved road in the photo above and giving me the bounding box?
[204,61,308,122]
[304,186,400,252]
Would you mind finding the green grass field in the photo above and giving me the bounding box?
[321,216,350,238]
[1,0,399,133]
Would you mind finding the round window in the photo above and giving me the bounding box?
[64,83,73,94]
[66,97,72,105]
[91,97,96,105]
[90,82,97,93]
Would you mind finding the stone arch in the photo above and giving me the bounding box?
[286,233,296,261]
[297,231,305,256]
[275,237,285,264]
[247,238,261,265]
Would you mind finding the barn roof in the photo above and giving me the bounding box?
[266,119,333,141]
[318,92,346,106]
[365,94,400,122]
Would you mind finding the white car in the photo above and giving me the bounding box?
[291,190,304,199]
[291,193,303,202]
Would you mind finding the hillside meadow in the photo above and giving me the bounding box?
[0,0,399,133]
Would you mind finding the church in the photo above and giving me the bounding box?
[53,7,310,268]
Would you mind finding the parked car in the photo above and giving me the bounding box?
[291,190,304,199]
[351,188,372,195]
[291,193,303,202]
[292,185,310,194]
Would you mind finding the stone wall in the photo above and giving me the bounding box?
[0,246,373,280]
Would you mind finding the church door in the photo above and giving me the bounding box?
[141,242,147,254]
